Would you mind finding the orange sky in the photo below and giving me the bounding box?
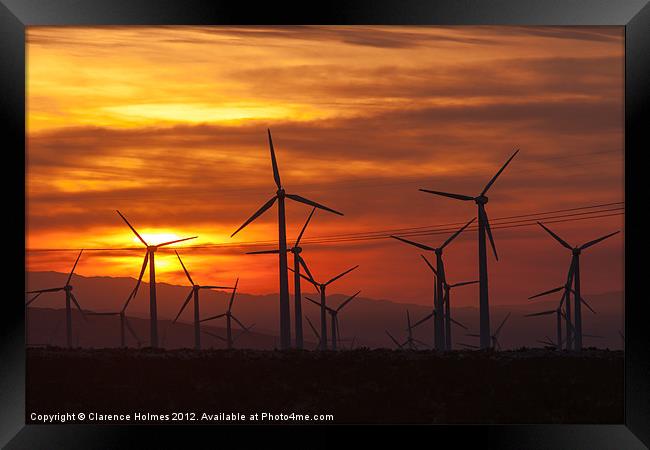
[26,26,624,306]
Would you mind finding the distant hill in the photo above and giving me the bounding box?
[25,271,624,349]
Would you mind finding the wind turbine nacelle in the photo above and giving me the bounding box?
[475,195,488,205]
[276,188,285,198]
[572,248,581,255]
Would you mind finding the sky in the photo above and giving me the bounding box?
[26,26,625,306]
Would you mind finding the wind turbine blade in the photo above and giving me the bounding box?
[304,296,321,308]
[481,208,498,261]
[86,312,119,316]
[116,210,148,246]
[337,291,361,311]
[202,330,227,341]
[528,286,564,299]
[25,292,43,306]
[285,194,343,216]
[121,289,135,314]
[174,250,194,285]
[200,313,226,323]
[406,310,412,330]
[420,254,437,275]
[466,334,481,338]
[297,256,317,287]
[441,217,476,249]
[447,315,468,330]
[305,316,320,339]
[132,252,149,298]
[231,315,247,330]
[246,249,281,255]
[267,129,282,189]
[413,339,431,348]
[451,280,479,288]
[289,267,319,287]
[579,231,620,251]
[385,330,403,349]
[391,235,436,252]
[69,293,86,320]
[295,207,316,247]
[412,312,434,329]
[494,312,511,337]
[524,310,557,317]
[419,189,474,201]
[231,196,277,237]
[157,236,197,247]
[305,297,335,313]
[228,278,239,312]
[481,149,520,196]
[173,289,194,323]
[26,287,64,294]
[66,249,84,285]
[537,222,573,250]
[570,290,597,314]
[124,316,141,344]
[325,265,359,286]
[200,285,234,290]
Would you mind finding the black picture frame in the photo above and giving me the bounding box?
[1,1,648,447]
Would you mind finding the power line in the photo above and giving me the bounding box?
[26,201,624,254]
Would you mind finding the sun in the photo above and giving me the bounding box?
[134,232,190,246]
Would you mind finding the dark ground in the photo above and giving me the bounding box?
[26,347,623,424]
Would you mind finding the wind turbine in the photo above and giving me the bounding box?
[26,250,86,348]
[246,207,317,349]
[420,149,519,349]
[305,291,360,350]
[467,312,511,350]
[527,272,596,350]
[116,210,197,348]
[230,130,343,350]
[391,217,475,350]
[86,306,141,348]
[292,265,358,350]
[537,221,618,350]
[200,279,249,349]
[386,311,430,350]
[172,251,234,350]
[410,305,468,350]
[442,279,478,350]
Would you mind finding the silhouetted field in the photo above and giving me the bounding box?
[26,347,623,424]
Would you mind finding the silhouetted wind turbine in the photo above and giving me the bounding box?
[172,251,234,350]
[231,130,343,349]
[26,250,86,348]
[537,221,617,350]
[86,302,141,348]
[305,291,360,350]
[527,269,596,350]
[246,207,317,349]
[467,312,511,350]
[116,210,197,348]
[292,265,358,350]
[391,217,474,350]
[442,279,478,350]
[411,306,468,350]
[200,279,248,349]
[420,149,519,349]
[386,311,429,350]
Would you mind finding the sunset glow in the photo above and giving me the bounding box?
[26,26,624,306]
